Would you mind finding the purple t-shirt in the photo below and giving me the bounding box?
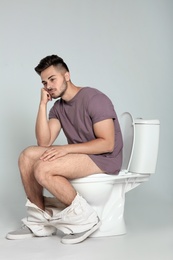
[49,87,123,174]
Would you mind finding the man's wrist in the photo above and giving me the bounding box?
[39,101,47,107]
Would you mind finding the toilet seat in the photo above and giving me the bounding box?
[71,172,150,183]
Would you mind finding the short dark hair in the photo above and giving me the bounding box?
[34,55,69,75]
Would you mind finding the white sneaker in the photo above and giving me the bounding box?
[61,218,101,244]
[6,226,35,240]
[6,224,56,240]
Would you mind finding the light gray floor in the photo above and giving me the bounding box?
[0,197,172,260]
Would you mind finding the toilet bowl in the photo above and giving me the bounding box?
[70,112,160,237]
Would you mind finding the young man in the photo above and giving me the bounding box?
[6,55,123,244]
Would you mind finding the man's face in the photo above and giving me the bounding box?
[41,65,69,99]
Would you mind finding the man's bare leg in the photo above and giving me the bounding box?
[18,146,48,210]
[33,152,103,206]
[18,146,103,209]
[7,146,103,241]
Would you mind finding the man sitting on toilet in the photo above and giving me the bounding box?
[6,54,123,244]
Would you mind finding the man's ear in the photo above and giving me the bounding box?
[64,72,70,82]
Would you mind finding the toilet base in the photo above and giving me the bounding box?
[71,182,128,238]
[90,189,127,237]
[71,175,146,238]
[90,217,126,237]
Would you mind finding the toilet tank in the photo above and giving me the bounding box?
[129,118,160,174]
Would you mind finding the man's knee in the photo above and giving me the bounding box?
[18,146,32,165]
[18,146,43,164]
[18,146,42,175]
[33,160,51,187]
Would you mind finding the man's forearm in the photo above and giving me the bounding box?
[35,103,51,146]
[65,138,114,155]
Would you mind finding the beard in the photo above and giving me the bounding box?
[50,80,68,99]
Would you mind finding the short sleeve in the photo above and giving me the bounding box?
[87,93,117,124]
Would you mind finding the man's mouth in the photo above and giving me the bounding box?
[49,89,56,95]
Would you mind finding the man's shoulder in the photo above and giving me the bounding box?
[81,87,104,97]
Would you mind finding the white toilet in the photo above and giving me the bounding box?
[70,112,160,237]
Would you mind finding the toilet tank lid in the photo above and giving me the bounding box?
[134,118,160,125]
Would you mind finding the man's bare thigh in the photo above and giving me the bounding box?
[35,153,104,179]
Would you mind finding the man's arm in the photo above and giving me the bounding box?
[40,118,115,161]
[35,88,61,147]
[66,118,115,154]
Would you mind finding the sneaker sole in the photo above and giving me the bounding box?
[61,219,101,244]
[6,233,35,240]
[6,229,57,240]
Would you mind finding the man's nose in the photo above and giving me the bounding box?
[47,85,52,91]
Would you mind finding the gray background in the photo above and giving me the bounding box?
[0,0,172,238]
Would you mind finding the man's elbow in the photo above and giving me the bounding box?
[105,141,115,153]
[107,146,114,153]
[37,139,51,147]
